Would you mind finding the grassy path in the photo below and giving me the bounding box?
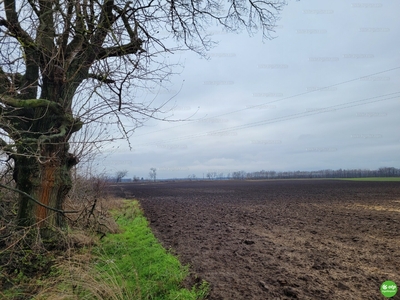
[95,200,208,299]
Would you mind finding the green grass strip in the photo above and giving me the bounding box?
[336,177,400,182]
[95,200,208,300]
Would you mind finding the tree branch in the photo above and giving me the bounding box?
[0,138,15,154]
[0,183,79,214]
[37,115,83,142]
[0,96,63,112]
[90,0,115,47]
[113,2,136,40]
[88,73,116,84]
[58,0,74,53]
[2,1,40,99]
[65,1,86,62]
[97,41,145,59]
[2,0,36,47]
[37,0,56,53]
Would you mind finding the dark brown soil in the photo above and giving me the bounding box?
[110,179,400,300]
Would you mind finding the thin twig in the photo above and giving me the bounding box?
[0,183,79,214]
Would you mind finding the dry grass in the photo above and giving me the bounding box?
[34,248,137,300]
[0,175,129,299]
[33,191,136,299]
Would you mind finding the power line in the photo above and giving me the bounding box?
[136,91,399,146]
[208,92,400,133]
[133,66,400,139]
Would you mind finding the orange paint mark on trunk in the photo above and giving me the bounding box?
[36,164,56,224]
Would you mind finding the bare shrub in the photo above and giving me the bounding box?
[65,175,121,241]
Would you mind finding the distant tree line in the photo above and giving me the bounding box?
[230,167,400,180]
[111,167,400,182]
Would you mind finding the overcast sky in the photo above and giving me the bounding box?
[97,0,400,179]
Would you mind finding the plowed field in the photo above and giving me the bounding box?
[110,180,400,299]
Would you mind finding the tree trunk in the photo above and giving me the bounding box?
[15,142,74,230]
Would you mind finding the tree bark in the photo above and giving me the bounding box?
[11,96,82,239]
[15,142,76,229]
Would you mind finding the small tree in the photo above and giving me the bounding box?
[149,168,157,182]
[115,170,128,183]
[188,174,197,180]
[206,172,218,180]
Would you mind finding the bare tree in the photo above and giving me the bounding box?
[206,172,217,180]
[149,168,156,182]
[115,170,128,183]
[0,0,286,239]
[188,174,197,180]
[232,171,247,180]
